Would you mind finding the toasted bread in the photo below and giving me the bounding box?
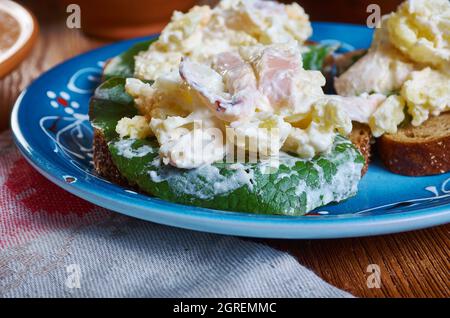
[349,123,371,175]
[377,112,450,176]
[93,129,129,186]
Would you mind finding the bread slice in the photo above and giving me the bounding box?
[93,129,129,186]
[93,125,372,184]
[377,112,450,176]
[349,123,371,175]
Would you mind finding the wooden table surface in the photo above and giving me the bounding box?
[1,1,449,298]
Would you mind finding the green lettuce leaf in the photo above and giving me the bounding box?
[108,136,364,215]
[302,44,335,71]
[103,39,157,80]
[89,77,137,140]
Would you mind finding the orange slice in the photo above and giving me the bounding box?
[0,0,38,78]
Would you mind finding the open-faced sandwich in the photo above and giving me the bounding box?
[335,0,450,176]
[90,0,449,216]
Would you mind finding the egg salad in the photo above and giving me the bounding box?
[121,39,387,169]
[116,0,407,169]
[335,0,450,136]
[387,0,450,68]
[134,0,312,81]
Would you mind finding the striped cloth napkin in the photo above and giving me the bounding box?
[0,130,351,298]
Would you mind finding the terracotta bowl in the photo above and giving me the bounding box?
[0,1,38,132]
[0,1,38,79]
[71,0,198,39]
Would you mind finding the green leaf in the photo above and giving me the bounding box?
[302,44,336,71]
[89,77,138,140]
[108,135,364,215]
[94,77,134,105]
[103,39,157,80]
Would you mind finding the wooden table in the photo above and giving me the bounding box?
[1,1,449,298]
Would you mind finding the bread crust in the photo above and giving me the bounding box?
[378,133,450,176]
[349,123,371,176]
[93,128,129,186]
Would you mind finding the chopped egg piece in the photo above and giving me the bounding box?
[227,113,292,157]
[325,93,387,123]
[401,68,450,126]
[387,0,450,69]
[282,100,352,158]
[150,110,225,168]
[116,115,152,139]
[369,95,406,137]
[159,128,225,169]
[125,73,199,119]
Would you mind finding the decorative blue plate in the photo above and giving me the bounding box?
[11,22,450,238]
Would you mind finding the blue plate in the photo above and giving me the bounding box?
[11,22,450,238]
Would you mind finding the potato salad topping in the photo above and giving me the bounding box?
[134,0,312,81]
[121,39,392,169]
[335,0,450,137]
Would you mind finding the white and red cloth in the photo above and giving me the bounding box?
[0,130,351,297]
